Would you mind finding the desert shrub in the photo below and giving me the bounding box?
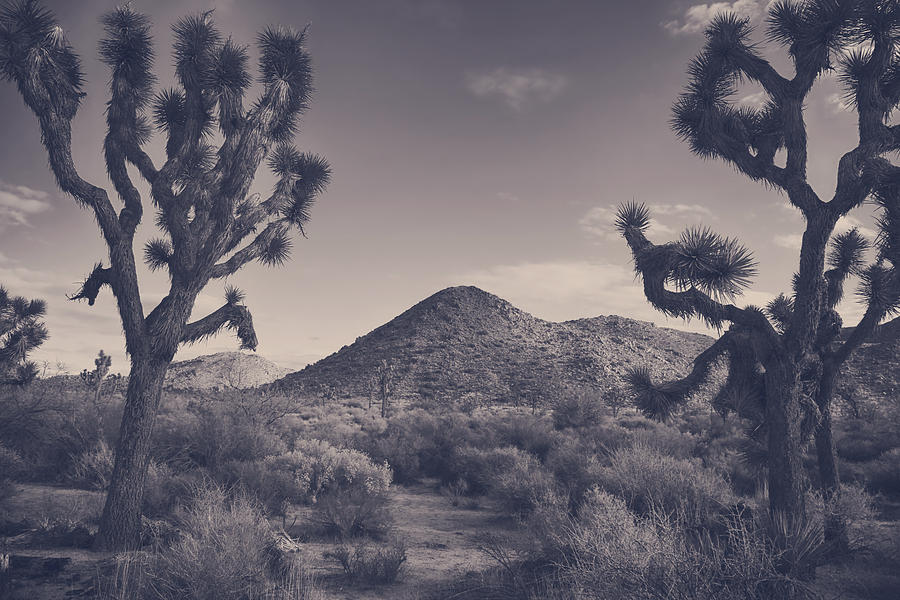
[0,443,24,504]
[98,486,321,600]
[545,437,607,510]
[492,453,564,520]
[447,445,526,494]
[142,462,202,519]
[865,448,900,497]
[326,538,407,584]
[540,488,817,600]
[69,440,115,490]
[0,380,123,481]
[150,484,308,600]
[317,487,393,540]
[835,419,900,463]
[290,439,392,501]
[552,393,605,430]
[827,484,875,529]
[220,456,306,520]
[599,443,734,531]
[629,421,697,459]
[489,415,559,461]
[152,400,287,472]
[0,442,25,479]
[362,430,422,484]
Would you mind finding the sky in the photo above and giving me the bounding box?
[0,0,879,373]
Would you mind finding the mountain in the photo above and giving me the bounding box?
[272,286,715,403]
[839,316,900,404]
[165,351,290,390]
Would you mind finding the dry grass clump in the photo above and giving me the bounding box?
[325,538,408,584]
[94,483,321,600]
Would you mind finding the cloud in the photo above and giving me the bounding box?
[579,203,714,242]
[738,91,768,108]
[826,92,853,114]
[772,213,878,251]
[0,180,52,227]
[664,0,768,35]
[465,68,567,111]
[773,233,803,250]
[496,192,521,203]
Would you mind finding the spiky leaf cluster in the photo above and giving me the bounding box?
[0,284,48,384]
[0,0,84,118]
[671,227,758,300]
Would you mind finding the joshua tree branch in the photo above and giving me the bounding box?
[69,263,114,306]
[181,301,258,350]
[209,221,284,278]
[628,329,734,419]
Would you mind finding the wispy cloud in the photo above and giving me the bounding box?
[772,210,878,251]
[465,68,567,111]
[0,180,52,228]
[496,192,521,203]
[664,0,769,35]
[738,90,768,108]
[826,92,853,114]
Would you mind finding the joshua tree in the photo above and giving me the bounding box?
[375,359,394,418]
[0,285,48,385]
[617,1,900,529]
[81,349,112,405]
[0,2,329,549]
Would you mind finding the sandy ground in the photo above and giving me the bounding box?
[287,479,517,600]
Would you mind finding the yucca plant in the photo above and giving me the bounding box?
[0,285,47,384]
[0,1,329,550]
[618,0,900,535]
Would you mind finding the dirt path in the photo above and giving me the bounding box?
[294,480,517,599]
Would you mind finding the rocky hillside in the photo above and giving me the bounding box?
[273,286,715,403]
[840,316,900,405]
[165,351,290,390]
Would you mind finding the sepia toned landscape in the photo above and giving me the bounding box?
[2,1,900,599]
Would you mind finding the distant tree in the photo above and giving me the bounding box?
[617,2,900,536]
[375,359,394,418]
[0,285,48,385]
[81,349,112,407]
[0,2,329,549]
[603,385,629,418]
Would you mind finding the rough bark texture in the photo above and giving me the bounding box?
[93,358,168,551]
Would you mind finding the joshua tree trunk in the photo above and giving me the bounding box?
[764,360,807,518]
[93,357,169,550]
[814,365,848,549]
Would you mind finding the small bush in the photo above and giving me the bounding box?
[326,539,407,584]
[490,415,559,461]
[492,452,563,520]
[144,483,319,600]
[69,440,115,490]
[142,462,200,518]
[0,443,25,479]
[866,448,900,497]
[316,487,392,540]
[599,443,734,531]
[447,445,525,494]
[552,393,604,430]
[538,488,817,600]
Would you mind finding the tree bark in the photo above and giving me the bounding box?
[765,359,807,519]
[814,367,849,550]
[93,356,169,551]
